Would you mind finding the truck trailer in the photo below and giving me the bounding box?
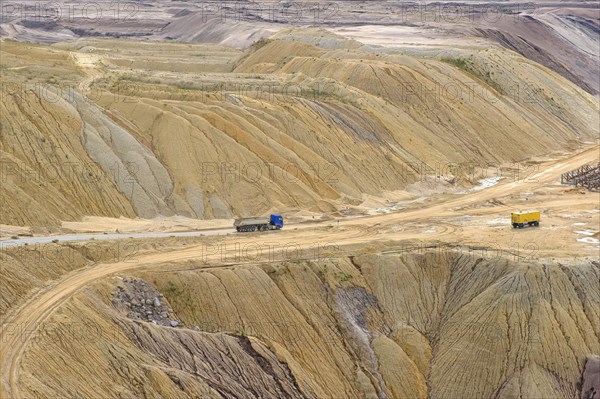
[511,211,540,228]
[234,214,284,232]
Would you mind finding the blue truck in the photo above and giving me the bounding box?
[234,214,284,232]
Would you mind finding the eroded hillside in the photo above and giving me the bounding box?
[13,252,600,398]
[2,1,598,95]
[1,34,598,225]
[1,3,599,399]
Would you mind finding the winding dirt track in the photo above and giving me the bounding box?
[1,144,598,399]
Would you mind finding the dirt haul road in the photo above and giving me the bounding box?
[0,144,598,399]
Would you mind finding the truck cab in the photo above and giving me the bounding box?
[270,214,284,229]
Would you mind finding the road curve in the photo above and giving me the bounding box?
[0,144,598,399]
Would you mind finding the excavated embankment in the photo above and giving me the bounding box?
[15,252,600,398]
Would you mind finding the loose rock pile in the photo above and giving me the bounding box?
[112,277,181,327]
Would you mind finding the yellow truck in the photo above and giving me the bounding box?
[511,211,540,229]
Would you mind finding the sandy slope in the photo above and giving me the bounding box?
[1,35,598,225]
[2,1,597,94]
[1,8,599,397]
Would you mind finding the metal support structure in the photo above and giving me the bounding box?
[561,162,600,191]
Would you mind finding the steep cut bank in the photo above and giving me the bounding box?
[16,252,600,398]
[470,11,599,96]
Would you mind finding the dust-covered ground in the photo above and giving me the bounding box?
[1,2,599,398]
